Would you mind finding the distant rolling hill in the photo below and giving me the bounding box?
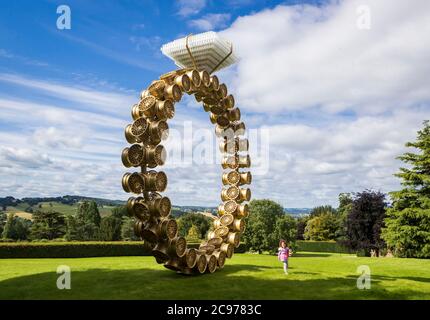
[0,195,124,218]
[284,208,311,216]
[1,196,311,219]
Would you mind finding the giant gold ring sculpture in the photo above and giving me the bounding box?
[121,65,251,275]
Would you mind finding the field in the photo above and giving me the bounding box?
[0,252,429,300]
[4,201,116,219]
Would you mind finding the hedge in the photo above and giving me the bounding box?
[0,241,246,258]
[295,240,352,254]
[0,242,151,258]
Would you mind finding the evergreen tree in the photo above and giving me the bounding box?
[2,213,14,239]
[111,205,129,219]
[335,193,353,240]
[65,214,99,241]
[65,215,80,241]
[0,212,6,236]
[382,121,430,258]
[121,216,140,241]
[65,201,101,241]
[99,215,122,241]
[77,201,101,226]
[2,213,31,240]
[338,193,353,216]
[30,211,66,240]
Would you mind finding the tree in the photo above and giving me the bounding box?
[304,204,342,241]
[186,224,201,242]
[77,201,101,226]
[65,215,79,241]
[111,205,129,219]
[0,212,6,236]
[309,205,336,217]
[121,216,140,241]
[295,216,309,240]
[65,214,99,241]
[177,213,211,239]
[335,193,353,241]
[382,121,430,258]
[2,213,31,240]
[338,193,353,216]
[273,215,297,247]
[30,211,66,240]
[345,190,386,256]
[99,215,122,241]
[65,201,101,241]
[243,199,289,253]
[304,212,338,241]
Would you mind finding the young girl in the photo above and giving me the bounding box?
[278,240,290,274]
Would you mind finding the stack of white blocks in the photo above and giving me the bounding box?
[161,31,238,73]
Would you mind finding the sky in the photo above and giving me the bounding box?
[0,0,429,208]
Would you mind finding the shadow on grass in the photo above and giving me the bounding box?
[0,263,427,300]
[345,274,430,284]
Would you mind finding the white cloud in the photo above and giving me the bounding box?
[0,147,53,169]
[197,0,430,207]
[0,73,136,199]
[32,127,84,149]
[189,13,231,31]
[255,109,430,207]
[221,0,430,114]
[0,98,126,129]
[177,0,206,17]
[0,73,135,116]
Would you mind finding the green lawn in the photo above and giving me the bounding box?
[0,252,429,300]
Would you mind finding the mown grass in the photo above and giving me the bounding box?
[0,252,429,300]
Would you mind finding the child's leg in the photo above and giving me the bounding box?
[283,261,288,273]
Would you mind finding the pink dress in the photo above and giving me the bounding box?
[278,247,289,262]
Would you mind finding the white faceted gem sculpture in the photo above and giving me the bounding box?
[161,31,238,73]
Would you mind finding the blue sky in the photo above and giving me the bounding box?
[0,0,324,89]
[1,0,429,207]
